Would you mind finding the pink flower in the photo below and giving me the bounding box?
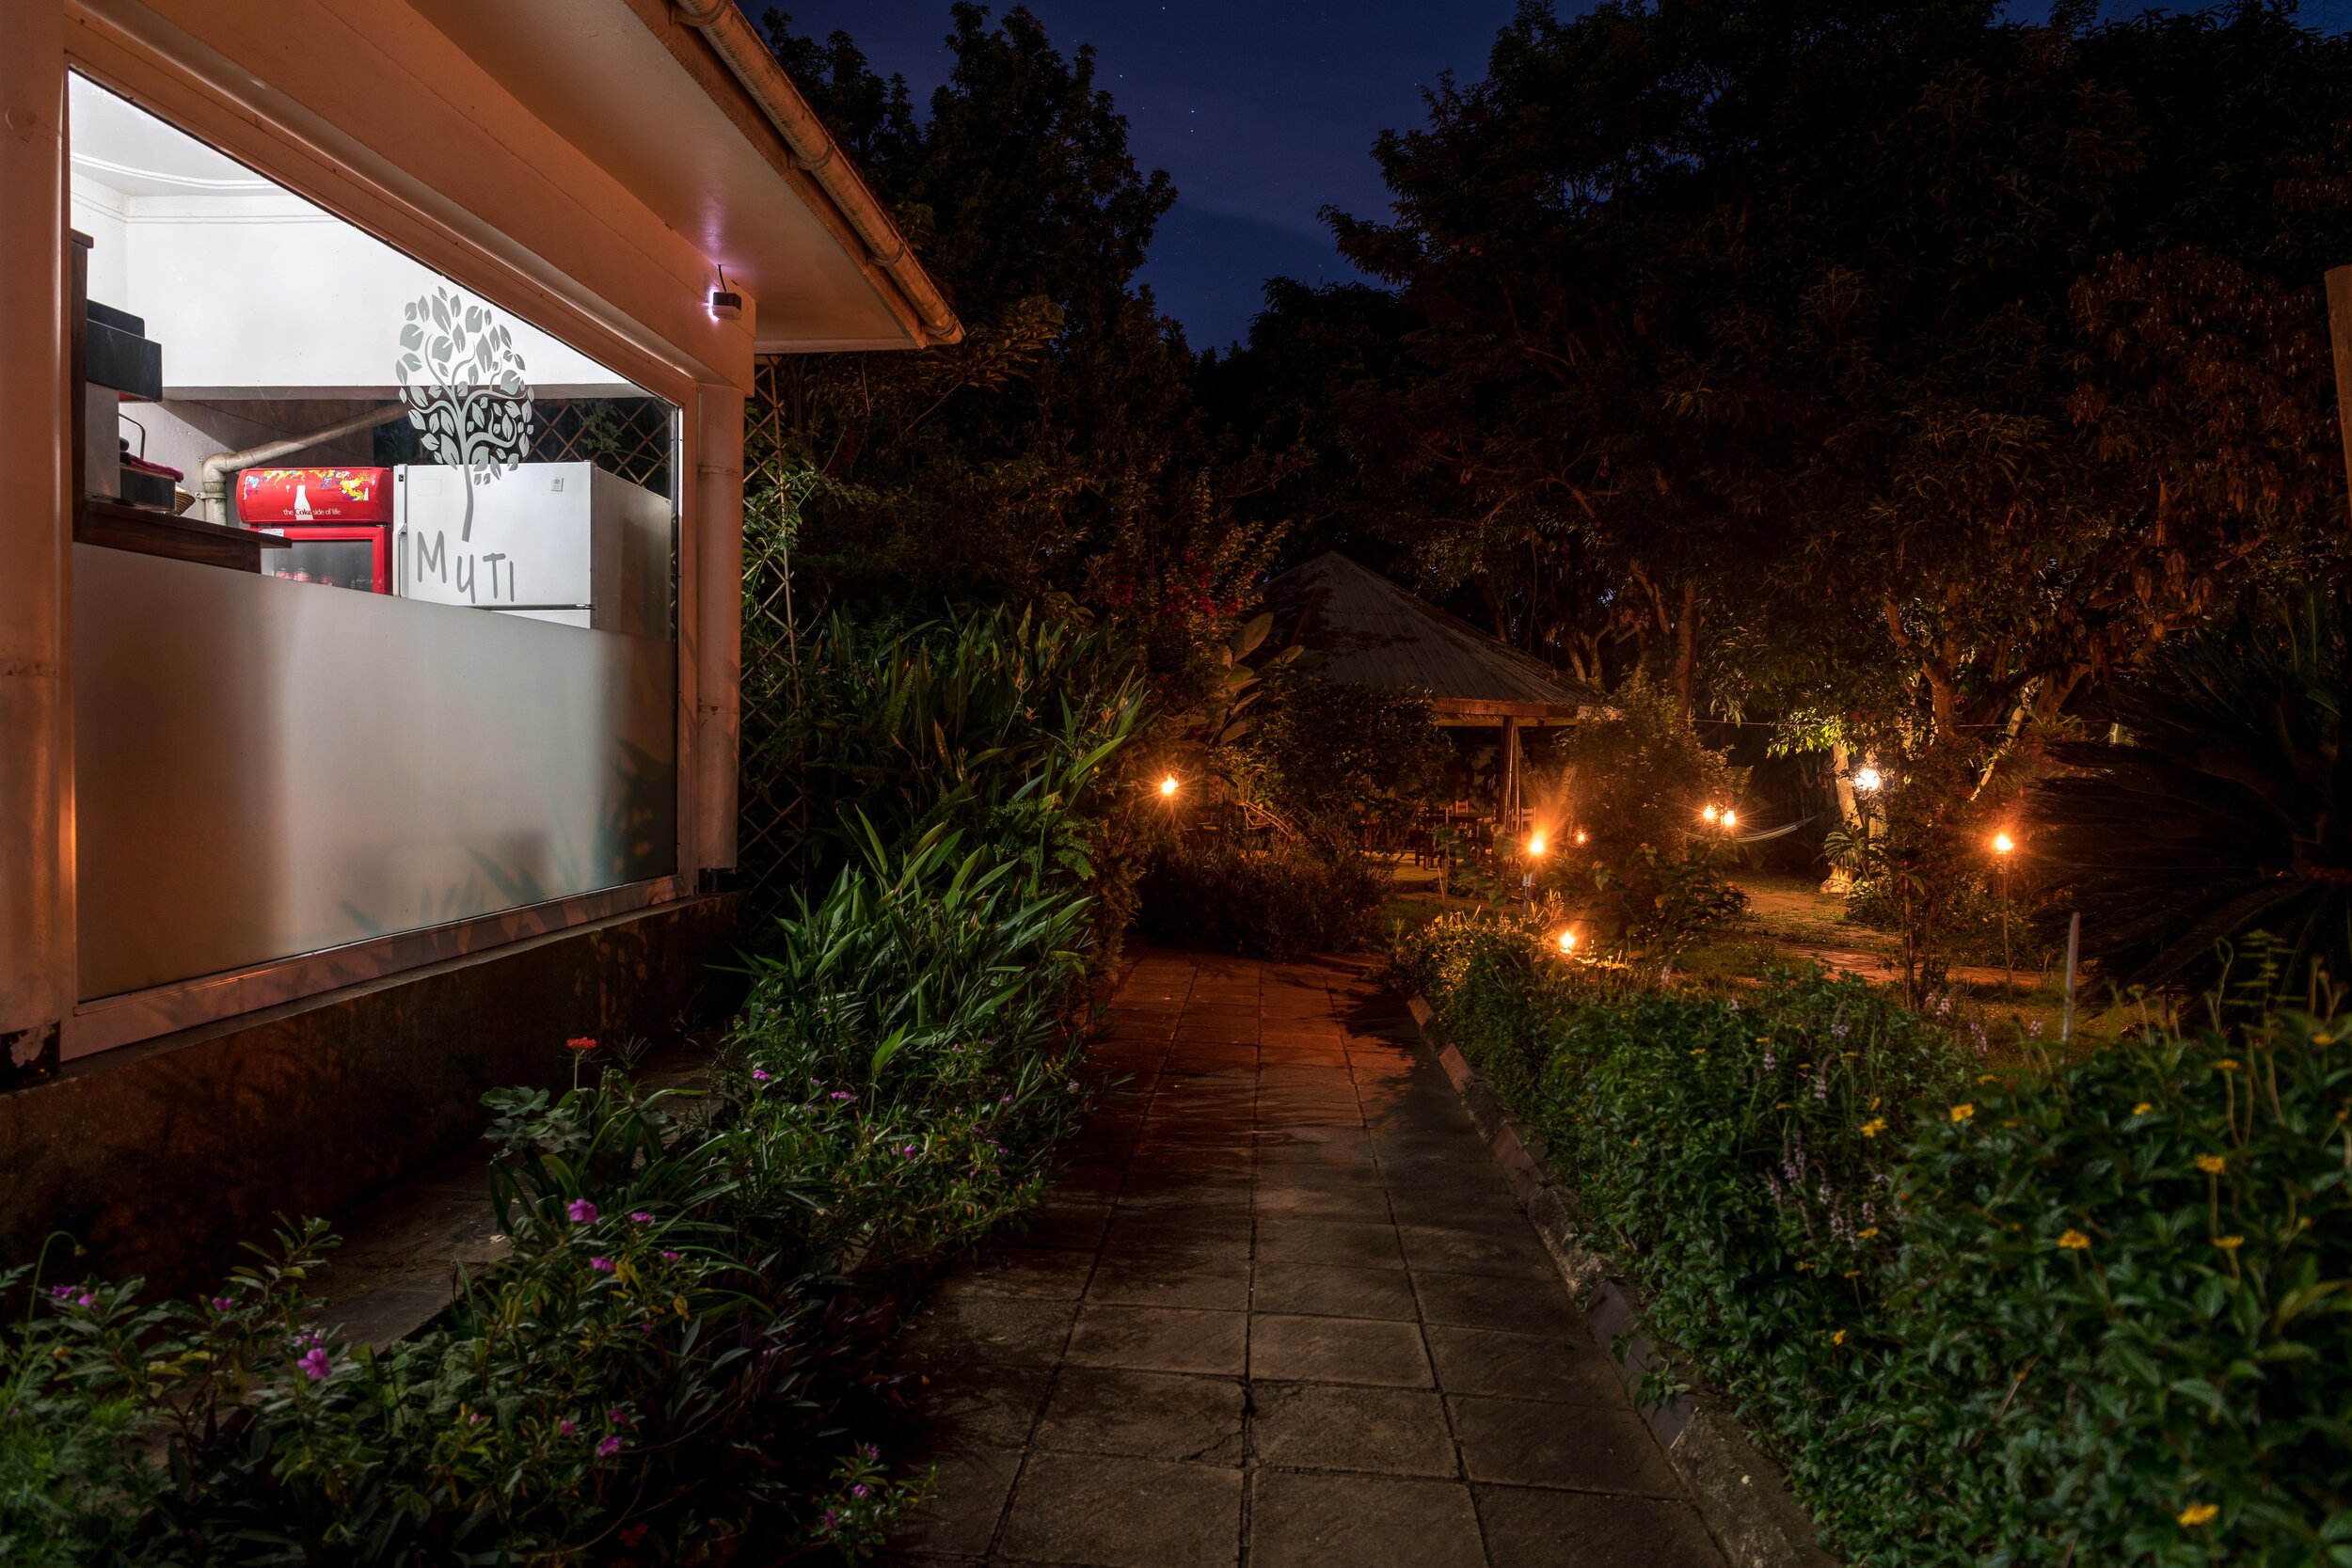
[851,1482,870,1497]
[47,1285,72,1300]
[596,1434,623,1458]
[210,1296,234,1312]
[298,1345,331,1381]
[829,1091,853,1101]
[589,1256,615,1274]
[630,1211,655,1224]
[75,1292,93,1308]
[660,1250,681,1261]
[559,1418,576,1435]
[566,1198,598,1225]
[751,1068,771,1082]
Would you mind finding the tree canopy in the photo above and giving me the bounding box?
[1216,0,2352,752]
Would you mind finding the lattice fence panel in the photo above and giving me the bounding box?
[736,357,805,916]
[527,396,675,494]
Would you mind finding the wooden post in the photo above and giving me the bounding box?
[2328,267,2352,515]
[1499,716,1520,832]
[2061,911,2081,1044]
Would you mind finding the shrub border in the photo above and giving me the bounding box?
[1403,992,1839,1568]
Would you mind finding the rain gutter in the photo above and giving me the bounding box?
[668,0,964,347]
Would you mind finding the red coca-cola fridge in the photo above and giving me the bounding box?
[237,467,393,593]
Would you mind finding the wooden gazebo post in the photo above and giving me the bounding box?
[1499,715,1520,832]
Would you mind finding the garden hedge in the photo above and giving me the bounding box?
[1397,911,2352,1568]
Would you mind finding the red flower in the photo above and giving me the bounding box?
[564,1037,597,1053]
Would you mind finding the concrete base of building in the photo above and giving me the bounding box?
[0,894,742,1297]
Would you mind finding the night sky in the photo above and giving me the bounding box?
[771,1,1523,352]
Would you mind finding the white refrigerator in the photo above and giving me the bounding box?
[393,461,672,637]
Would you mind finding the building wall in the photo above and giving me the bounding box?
[0,1,765,1289]
[0,895,742,1297]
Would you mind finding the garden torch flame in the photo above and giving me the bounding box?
[1158,775,1179,799]
[1574,829,1588,846]
[1557,928,1577,955]
[1993,831,2015,855]
[1721,808,1737,830]
[1527,831,1548,857]
[1701,804,1718,824]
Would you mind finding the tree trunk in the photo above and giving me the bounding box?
[1673,579,1697,721]
[1821,740,1862,894]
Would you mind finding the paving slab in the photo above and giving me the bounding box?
[881,948,1726,1566]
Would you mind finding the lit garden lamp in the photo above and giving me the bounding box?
[1521,828,1549,914]
[1991,831,2016,990]
[1554,927,1578,958]
[1157,774,1180,801]
[1573,829,1589,847]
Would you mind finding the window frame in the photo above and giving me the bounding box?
[56,32,717,1060]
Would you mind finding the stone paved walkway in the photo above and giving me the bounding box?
[883,949,1726,1568]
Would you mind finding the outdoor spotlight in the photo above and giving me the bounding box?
[1527,831,1548,856]
[1853,766,1883,793]
[1701,804,1718,823]
[1993,831,2015,855]
[1721,808,1737,830]
[1557,928,1577,954]
[1159,775,1179,798]
[1574,829,1588,846]
[708,287,743,321]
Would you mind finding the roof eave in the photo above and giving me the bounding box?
[650,0,963,350]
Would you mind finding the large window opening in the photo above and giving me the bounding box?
[68,73,681,1011]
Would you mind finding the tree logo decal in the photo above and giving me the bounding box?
[395,286,533,541]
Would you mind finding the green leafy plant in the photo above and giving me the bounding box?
[1395,913,2352,1567]
[1136,834,1389,960]
[2030,590,2352,997]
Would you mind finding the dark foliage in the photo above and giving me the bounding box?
[2030,590,2352,994]
[1136,837,1387,960]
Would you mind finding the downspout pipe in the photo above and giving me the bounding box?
[670,0,962,346]
[199,404,412,526]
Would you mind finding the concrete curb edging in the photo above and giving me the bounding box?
[1404,995,1838,1568]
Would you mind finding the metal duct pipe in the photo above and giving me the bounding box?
[199,404,413,526]
[670,0,961,344]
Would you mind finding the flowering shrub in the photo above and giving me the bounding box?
[3,675,1138,1562]
[1396,911,2352,1566]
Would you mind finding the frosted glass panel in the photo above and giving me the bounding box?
[74,545,676,1000]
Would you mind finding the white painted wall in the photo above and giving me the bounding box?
[70,75,633,399]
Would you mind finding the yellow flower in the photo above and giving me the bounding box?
[2057,1230,2091,1251]
[2213,1235,2244,1251]
[1691,1048,1708,1056]
[1869,1095,1882,1110]
[1860,1117,1888,1138]
[1978,1073,1998,1085]
[2194,1154,2226,1175]
[1950,1103,1976,1123]
[2178,1503,2219,1528]
[1831,1329,1848,1345]
[2215,1058,2241,1071]
[2312,1033,2335,1046]
[2132,1102,2154,1117]
[1858,1227,1880,1240]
